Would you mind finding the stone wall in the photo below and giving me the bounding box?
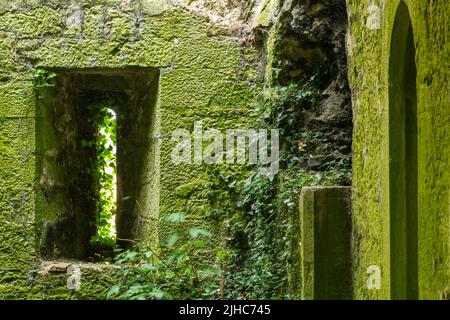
[299,187,352,300]
[347,0,450,299]
[0,0,260,299]
[264,0,352,175]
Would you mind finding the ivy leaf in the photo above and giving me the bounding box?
[166,212,186,223]
[191,240,206,248]
[166,251,184,265]
[215,249,229,260]
[150,289,171,300]
[138,263,156,273]
[165,233,179,247]
[124,251,139,261]
[189,227,212,239]
[106,285,121,299]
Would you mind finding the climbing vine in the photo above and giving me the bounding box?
[107,213,222,300]
[204,64,352,299]
[88,105,118,248]
[107,65,351,299]
[31,68,56,99]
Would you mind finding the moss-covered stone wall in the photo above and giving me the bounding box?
[0,0,260,299]
[299,187,352,300]
[347,0,450,299]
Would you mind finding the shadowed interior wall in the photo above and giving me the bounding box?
[388,1,418,300]
[299,187,352,300]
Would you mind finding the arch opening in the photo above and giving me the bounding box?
[389,1,418,300]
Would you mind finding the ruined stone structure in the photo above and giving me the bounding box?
[0,0,261,299]
[299,0,449,301]
[347,0,449,299]
[0,0,448,300]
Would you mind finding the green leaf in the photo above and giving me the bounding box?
[166,251,184,265]
[138,263,156,273]
[165,233,179,247]
[106,285,121,299]
[124,251,139,261]
[166,212,186,223]
[189,227,212,239]
[199,267,221,277]
[191,240,206,248]
[215,249,229,259]
[143,251,153,259]
[150,289,170,300]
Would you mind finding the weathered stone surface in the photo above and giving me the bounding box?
[0,0,261,299]
[262,0,352,174]
[347,0,450,299]
[298,186,352,300]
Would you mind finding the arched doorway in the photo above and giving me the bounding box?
[389,1,418,300]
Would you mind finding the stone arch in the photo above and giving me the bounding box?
[388,1,418,300]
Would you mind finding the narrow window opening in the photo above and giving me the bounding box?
[36,69,159,261]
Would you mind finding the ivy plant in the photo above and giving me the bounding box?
[88,106,118,248]
[31,68,57,99]
[107,212,222,300]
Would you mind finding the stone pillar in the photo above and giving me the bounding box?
[299,186,352,300]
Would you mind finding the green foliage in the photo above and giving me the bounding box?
[201,67,352,299]
[257,69,351,179]
[90,107,117,248]
[107,65,351,300]
[204,167,344,300]
[31,68,57,99]
[107,213,222,300]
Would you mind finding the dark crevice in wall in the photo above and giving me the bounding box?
[269,0,352,174]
